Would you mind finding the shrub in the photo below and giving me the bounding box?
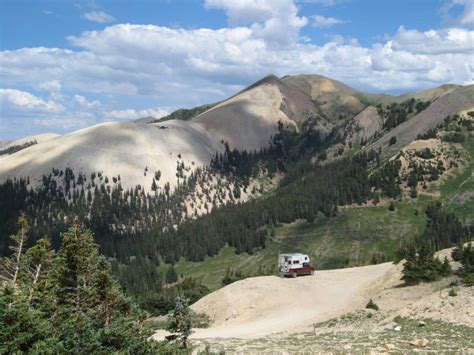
[441,132,465,143]
[366,299,379,311]
[415,148,435,159]
[389,136,397,146]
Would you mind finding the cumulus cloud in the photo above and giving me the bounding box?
[0,88,64,112]
[205,0,307,46]
[391,26,474,54]
[74,94,101,109]
[106,107,170,120]
[83,11,115,23]
[1,22,473,113]
[312,15,346,27]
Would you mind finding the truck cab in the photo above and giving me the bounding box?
[278,253,315,277]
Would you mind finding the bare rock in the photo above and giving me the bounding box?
[410,338,429,347]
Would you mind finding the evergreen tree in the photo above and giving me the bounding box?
[167,296,192,348]
[0,220,160,353]
[166,265,178,284]
[401,244,451,285]
[0,215,29,302]
[452,243,474,286]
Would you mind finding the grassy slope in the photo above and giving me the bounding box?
[168,135,473,291]
[439,137,474,221]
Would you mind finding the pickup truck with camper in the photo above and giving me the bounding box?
[278,253,315,277]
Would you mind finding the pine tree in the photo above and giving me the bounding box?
[166,296,192,348]
[166,266,178,284]
[24,236,53,306]
[0,215,29,303]
[0,219,159,353]
[50,221,99,309]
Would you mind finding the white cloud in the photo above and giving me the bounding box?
[33,113,95,130]
[83,11,115,24]
[391,26,474,54]
[0,88,64,112]
[205,0,307,46]
[106,107,170,120]
[442,0,474,25]
[1,22,473,109]
[458,0,474,24]
[74,94,101,109]
[312,15,346,27]
[39,80,61,92]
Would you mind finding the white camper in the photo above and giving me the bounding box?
[278,253,315,277]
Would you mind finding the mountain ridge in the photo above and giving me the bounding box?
[1,73,471,193]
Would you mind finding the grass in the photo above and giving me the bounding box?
[439,136,474,221]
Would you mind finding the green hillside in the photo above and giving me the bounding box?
[165,135,474,291]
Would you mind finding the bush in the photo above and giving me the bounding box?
[441,132,465,143]
[448,288,457,297]
[415,148,435,159]
[389,136,397,146]
[366,299,379,311]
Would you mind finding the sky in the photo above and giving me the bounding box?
[0,0,473,140]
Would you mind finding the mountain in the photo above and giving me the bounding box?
[2,74,469,191]
[1,73,473,320]
[0,120,222,191]
[3,132,60,148]
[193,74,318,150]
[370,84,474,155]
[0,140,12,149]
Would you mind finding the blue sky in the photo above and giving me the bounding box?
[1,0,473,139]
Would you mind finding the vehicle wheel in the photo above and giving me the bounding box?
[291,272,297,278]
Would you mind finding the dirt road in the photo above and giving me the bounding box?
[154,262,394,340]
